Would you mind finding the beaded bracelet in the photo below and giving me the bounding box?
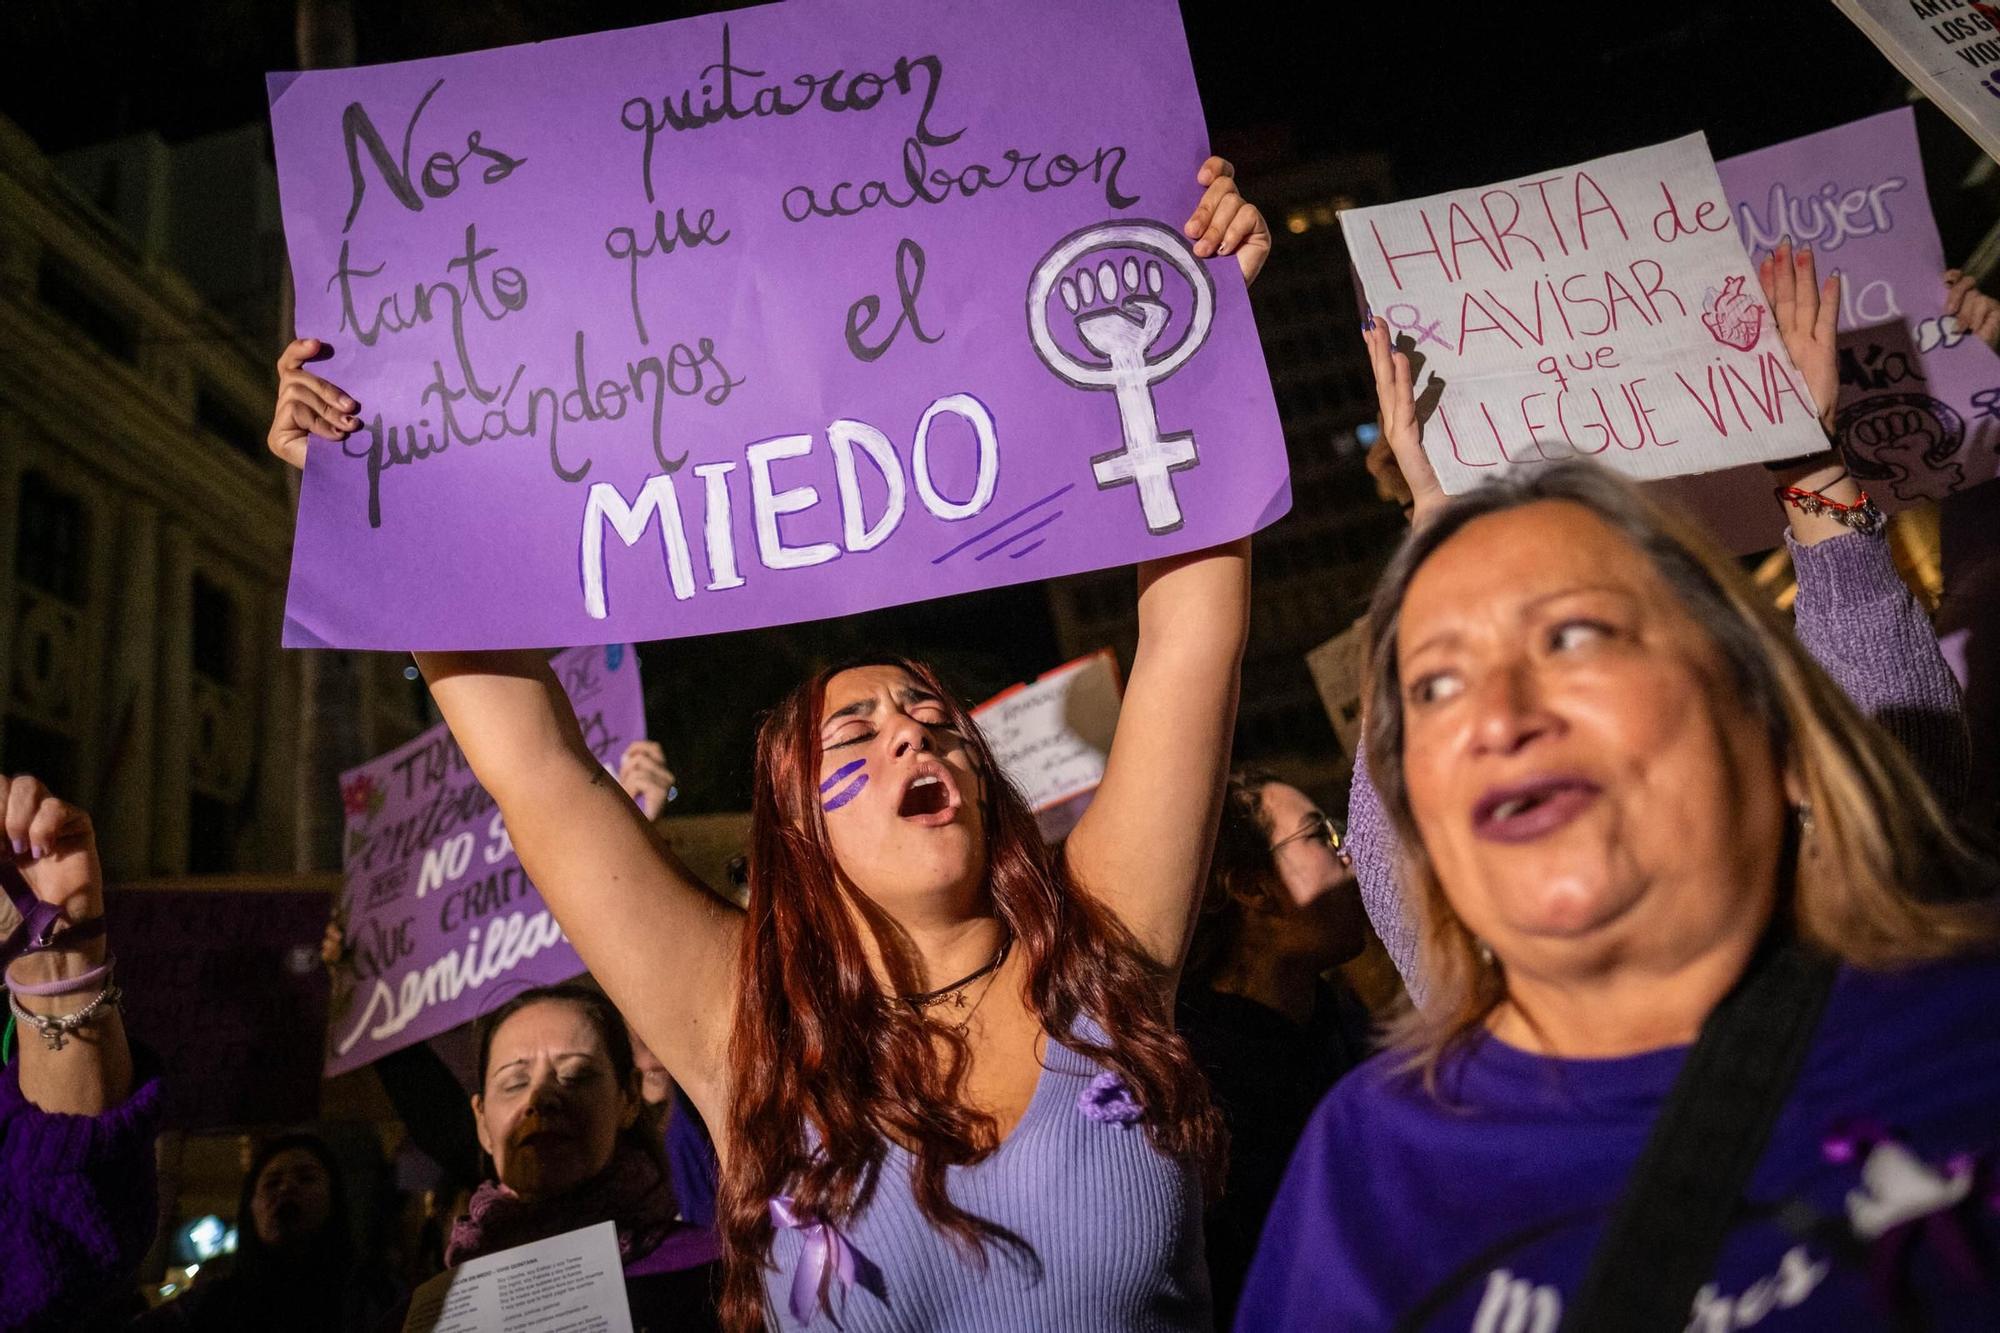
[8,982,122,1052]
[1773,484,1886,536]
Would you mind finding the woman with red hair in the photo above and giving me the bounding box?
[269,159,1268,1332]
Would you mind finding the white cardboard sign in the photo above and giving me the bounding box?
[1339,133,1829,494]
[1831,0,2000,167]
[973,650,1123,814]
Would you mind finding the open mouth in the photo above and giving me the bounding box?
[1471,775,1602,844]
[896,764,962,825]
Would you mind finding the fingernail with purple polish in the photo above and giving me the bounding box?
[9,838,21,857]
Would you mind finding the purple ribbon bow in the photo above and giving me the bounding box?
[1,860,104,971]
[769,1195,883,1323]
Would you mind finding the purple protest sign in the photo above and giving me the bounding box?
[324,644,643,1076]
[1718,107,2000,505]
[266,0,1288,650]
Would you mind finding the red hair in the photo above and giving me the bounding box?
[716,656,1224,1330]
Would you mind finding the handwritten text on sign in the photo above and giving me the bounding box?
[1339,134,1827,493]
[974,650,1124,811]
[267,0,1288,650]
[1719,107,2000,504]
[1831,0,2000,167]
[325,645,643,1076]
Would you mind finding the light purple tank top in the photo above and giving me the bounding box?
[762,1017,1212,1331]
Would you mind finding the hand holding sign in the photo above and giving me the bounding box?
[266,1,1290,651]
[1,774,103,960]
[1183,157,1272,280]
[1360,319,1448,529]
[1944,270,2000,351]
[268,337,358,469]
[1339,134,1828,493]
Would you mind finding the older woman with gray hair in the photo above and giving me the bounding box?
[1237,246,2000,1330]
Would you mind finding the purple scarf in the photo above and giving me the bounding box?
[447,1142,682,1269]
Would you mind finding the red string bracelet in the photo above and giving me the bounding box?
[1773,484,1886,534]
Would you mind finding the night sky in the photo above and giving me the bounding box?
[0,2,1916,191]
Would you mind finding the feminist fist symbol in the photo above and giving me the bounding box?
[1701,275,1765,351]
[1027,221,1216,534]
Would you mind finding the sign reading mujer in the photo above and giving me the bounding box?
[267,0,1287,650]
[1719,108,2000,505]
[1339,135,1828,495]
[324,645,643,1076]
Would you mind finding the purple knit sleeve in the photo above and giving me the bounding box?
[1345,528,1968,1000]
[1347,734,1424,1004]
[0,1052,164,1333]
[1787,529,1969,811]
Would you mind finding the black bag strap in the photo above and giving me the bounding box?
[1558,935,1837,1332]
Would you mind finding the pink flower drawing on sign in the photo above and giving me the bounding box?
[1701,275,1765,351]
[341,774,384,823]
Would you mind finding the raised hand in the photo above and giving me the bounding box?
[617,740,677,818]
[1756,240,1839,435]
[1183,157,1271,286]
[1361,317,1447,528]
[2,773,102,950]
[1944,268,2000,351]
[268,337,359,470]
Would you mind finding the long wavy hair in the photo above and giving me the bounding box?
[1361,463,1997,1086]
[715,655,1225,1331]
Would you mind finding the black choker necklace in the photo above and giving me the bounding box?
[901,934,1011,1011]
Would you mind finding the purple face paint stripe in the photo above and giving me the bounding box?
[819,759,865,793]
[821,774,869,812]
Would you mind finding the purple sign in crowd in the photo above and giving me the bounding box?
[323,644,643,1076]
[267,0,1289,651]
[1719,106,2000,504]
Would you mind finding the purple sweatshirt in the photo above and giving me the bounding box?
[1348,528,1973,995]
[0,1048,164,1333]
[1237,955,2000,1330]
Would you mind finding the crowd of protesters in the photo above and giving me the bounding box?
[3,113,1999,1333]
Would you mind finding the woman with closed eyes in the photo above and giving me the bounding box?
[269,159,1271,1333]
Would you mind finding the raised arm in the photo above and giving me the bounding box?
[1,776,164,1332]
[1063,159,1266,971]
[1761,242,1970,807]
[414,652,742,1132]
[266,348,742,1132]
[1066,543,1250,969]
[3,775,131,1116]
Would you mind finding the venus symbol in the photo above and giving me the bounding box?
[1027,221,1216,535]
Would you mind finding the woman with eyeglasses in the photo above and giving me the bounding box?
[1176,768,1376,1326]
